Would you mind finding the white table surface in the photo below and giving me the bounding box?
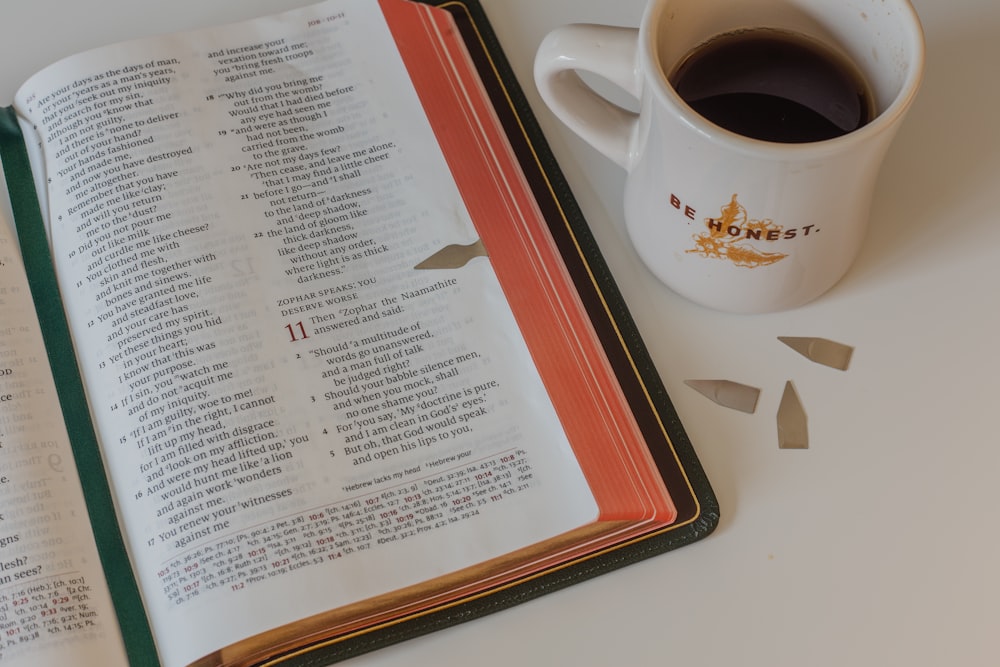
[3,0,997,665]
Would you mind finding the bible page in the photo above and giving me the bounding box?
[0,212,128,666]
[13,1,599,664]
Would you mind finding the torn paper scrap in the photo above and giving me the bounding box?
[415,239,488,269]
[684,379,760,414]
[777,381,808,449]
[778,336,853,371]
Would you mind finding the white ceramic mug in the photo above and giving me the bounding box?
[534,0,924,313]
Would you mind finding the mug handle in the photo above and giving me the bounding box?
[534,24,641,170]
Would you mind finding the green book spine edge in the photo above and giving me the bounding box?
[0,106,160,667]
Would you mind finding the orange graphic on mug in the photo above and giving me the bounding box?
[686,194,787,268]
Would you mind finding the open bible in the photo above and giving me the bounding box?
[0,1,718,665]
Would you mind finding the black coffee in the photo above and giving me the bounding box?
[669,28,874,143]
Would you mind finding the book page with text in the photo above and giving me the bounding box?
[0,216,128,665]
[14,1,600,664]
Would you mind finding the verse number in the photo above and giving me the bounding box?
[285,321,309,342]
